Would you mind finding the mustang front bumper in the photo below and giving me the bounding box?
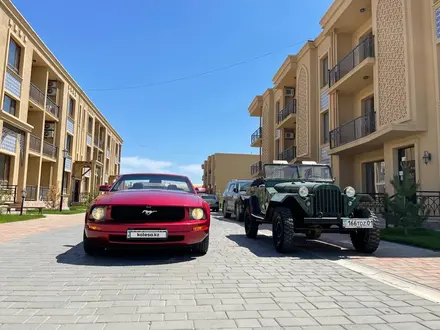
[84,220,209,247]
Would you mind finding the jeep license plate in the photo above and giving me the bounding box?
[343,219,374,229]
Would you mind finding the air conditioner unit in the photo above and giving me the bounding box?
[285,88,295,97]
[44,130,54,138]
[47,88,57,96]
[284,132,295,139]
[45,122,55,130]
[48,80,58,88]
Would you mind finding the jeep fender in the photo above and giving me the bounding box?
[242,195,261,216]
[266,194,308,221]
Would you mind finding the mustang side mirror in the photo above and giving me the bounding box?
[99,185,110,192]
[233,188,238,193]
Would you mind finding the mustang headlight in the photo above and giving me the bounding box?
[298,186,309,198]
[345,186,356,198]
[190,208,205,220]
[90,207,106,221]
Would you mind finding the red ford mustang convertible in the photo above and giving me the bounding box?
[83,173,210,256]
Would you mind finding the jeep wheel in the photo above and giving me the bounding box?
[223,203,231,218]
[350,209,380,254]
[272,207,295,253]
[235,204,244,222]
[244,206,258,238]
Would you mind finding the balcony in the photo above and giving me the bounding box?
[5,66,21,98]
[248,95,263,117]
[29,83,45,108]
[278,146,296,162]
[277,99,297,129]
[328,35,375,94]
[66,117,74,135]
[42,141,57,159]
[29,134,41,153]
[87,133,92,146]
[329,111,376,150]
[250,161,262,177]
[46,97,59,118]
[250,127,262,147]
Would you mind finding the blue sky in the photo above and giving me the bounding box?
[13,0,333,183]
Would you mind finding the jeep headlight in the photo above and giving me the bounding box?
[90,207,106,221]
[298,186,309,198]
[345,186,356,198]
[190,208,205,220]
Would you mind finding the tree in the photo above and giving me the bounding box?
[383,162,430,234]
[45,183,61,209]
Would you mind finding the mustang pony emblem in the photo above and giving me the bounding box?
[142,209,157,216]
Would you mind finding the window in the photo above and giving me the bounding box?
[322,111,329,144]
[363,160,385,194]
[65,135,73,154]
[276,101,280,113]
[0,154,11,182]
[228,183,236,192]
[320,55,328,87]
[436,8,440,39]
[3,94,16,116]
[68,97,75,118]
[7,38,21,73]
[88,116,93,133]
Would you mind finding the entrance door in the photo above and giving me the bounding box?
[73,180,80,203]
[397,146,416,202]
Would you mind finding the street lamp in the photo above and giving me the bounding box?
[20,188,26,216]
[59,149,68,212]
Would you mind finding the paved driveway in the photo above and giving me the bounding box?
[1,214,440,329]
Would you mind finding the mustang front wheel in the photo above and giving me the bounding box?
[193,235,209,255]
[83,231,102,256]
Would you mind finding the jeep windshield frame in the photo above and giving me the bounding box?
[263,164,333,182]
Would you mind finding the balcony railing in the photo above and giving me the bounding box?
[29,83,45,107]
[329,35,375,87]
[0,184,17,203]
[46,97,59,118]
[65,156,72,171]
[39,186,49,201]
[278,146,296,162]
[5,66,21,98]
[250,161,262,176]
[66,117,74,135]
[42,141,57,158]
[29,134,41,153]
[277,99,297,123]
[25,185,38,201]
[329,110,376,149]
[251,127,262,145]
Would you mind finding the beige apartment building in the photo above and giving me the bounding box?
[201,153,260,196]
[247,0,440,197]
[0,0,122,207]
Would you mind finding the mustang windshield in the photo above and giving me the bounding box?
[111,174,195,193]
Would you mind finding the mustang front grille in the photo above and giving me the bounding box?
[313,186,343,217]
[110,206,185,223]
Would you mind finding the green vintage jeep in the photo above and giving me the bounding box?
[238,160,380,253]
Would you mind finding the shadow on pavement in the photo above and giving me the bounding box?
[56,243,197,266]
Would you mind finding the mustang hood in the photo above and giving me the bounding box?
[93,190,204,207]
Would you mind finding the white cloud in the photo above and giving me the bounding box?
[120,156,203,184]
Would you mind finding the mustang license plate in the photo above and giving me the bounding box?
[126,230,168,239]
[343,219,374,229]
